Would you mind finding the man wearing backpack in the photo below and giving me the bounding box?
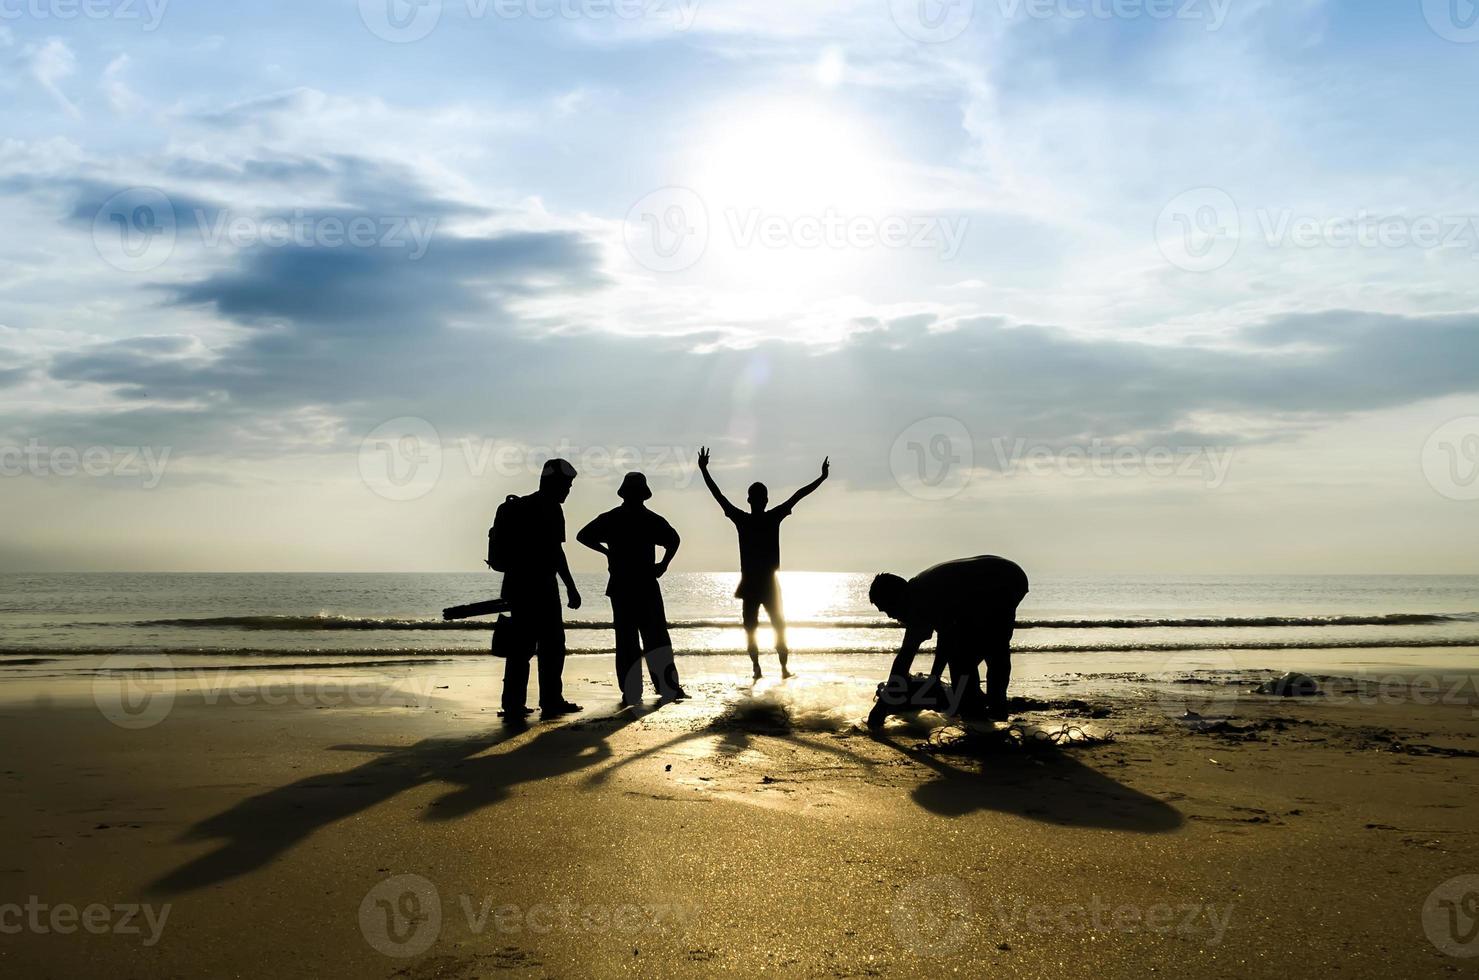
[488,458,584,721]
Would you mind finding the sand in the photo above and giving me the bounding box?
[1,651,1477,978]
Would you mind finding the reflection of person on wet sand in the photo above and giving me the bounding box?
[697,447,829,680]
[867,555,1028,727]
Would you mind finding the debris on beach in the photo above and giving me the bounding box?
[920,722,1115,756]
[1253,672,1322,697]
[1177,713,1317,741]
[1351,727,1479,758]
[1007,695,1113,719]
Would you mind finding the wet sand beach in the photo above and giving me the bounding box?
[2,651,1477,978]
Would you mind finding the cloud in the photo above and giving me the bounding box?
[57,179,223,230]
[170,225,600,325]
[190,87,330,129]
[24,37,79,119]
[175,87,530,164]
[15,154,1479,478]
[161,156,335,184]
[3,14,1476,504]
[0,347,31,388]
[33,266,1479,491]
[100,54,142,114]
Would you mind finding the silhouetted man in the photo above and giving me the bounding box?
[489,458,584,721]
[866,555,1029,727]
[698,447,829,679]
[577,472,687,707]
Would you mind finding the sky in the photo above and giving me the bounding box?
[1,0,1478,574]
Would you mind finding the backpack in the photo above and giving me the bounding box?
[486,494,526,572]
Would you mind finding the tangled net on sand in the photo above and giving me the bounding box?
[920,722,1116,755]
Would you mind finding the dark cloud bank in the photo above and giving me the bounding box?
[17,169,1479,486]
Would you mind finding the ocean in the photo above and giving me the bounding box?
[1,572,1476,660]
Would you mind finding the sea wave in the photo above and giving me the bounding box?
[1028,613,1474,629]
[10,636,1479,658]
[133,612,1477,632]
[1020,637,1479,653]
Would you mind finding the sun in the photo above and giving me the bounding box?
[678,98,899,296]
[688,99,893,218]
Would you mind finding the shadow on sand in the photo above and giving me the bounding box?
[149,712,636,896]
[151,695,1179,895]
[873,730,1184,833]
[587,691,1182,835]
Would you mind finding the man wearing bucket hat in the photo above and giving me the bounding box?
[577,472,687,706]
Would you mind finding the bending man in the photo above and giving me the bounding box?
[867,555,1029,726]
